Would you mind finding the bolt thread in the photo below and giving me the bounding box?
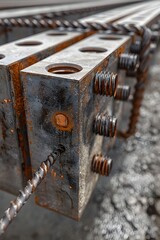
[92,154,112,176]
[130,40,141,54]
[0,144,65,235]
[94,71,118,96]
[119,53,139,71]
[114,85,131,101]
[93,113,117,138]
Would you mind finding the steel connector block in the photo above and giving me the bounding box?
[21,33,132,219]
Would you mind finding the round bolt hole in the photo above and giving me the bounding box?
[99,36,122,41]
[16,41,42,46]
[47,32,67,36]
[46,63,82,74]
[0,54,5,59]
[79,47,107,53]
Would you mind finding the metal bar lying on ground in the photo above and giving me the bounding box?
[0,2,154,29]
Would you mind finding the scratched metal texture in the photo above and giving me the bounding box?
[21,33,132,219]
[0,29,91,195]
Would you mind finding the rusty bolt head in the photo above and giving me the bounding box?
[52,112,73,131]
[55,114,68,128]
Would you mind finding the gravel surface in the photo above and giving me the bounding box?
[0,47,160,240]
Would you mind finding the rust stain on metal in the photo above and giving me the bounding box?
[52,112,73,131]
[55,113,69,128]
[51,169,57,178]
[115,44,126,57]
[9,55,39,180]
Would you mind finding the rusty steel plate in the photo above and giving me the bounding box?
[0,29,91,195]
[21,33,132,219]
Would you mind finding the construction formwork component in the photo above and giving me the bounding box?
[21,33,132,219]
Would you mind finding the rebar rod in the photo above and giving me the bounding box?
[0,144,65,236]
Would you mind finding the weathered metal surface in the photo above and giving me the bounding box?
[21,33,132,219]
[0,29,91,195]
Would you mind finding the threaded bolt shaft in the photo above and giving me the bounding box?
[114,85,131,101]
[94,71,118,97]
[0,144,65,236]
[93,113,117,138]
[119,53,139,71]
[92,154,112,176]
[130,40,141,54]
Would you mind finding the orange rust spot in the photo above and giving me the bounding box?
[51,169,57,177]
[60,175,64,179]
[52,112,73,131]
[55,113,68,128]
[9,55,39,179]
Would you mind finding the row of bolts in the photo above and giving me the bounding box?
[93,24,160,176]
[92,51,139,176]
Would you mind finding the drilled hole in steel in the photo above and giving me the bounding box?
[46,63,82,74]
[16,41,42,46]
[99,36,122,41]
[79,47,107,53]
[47,32,67,36]
[0,54,5,59]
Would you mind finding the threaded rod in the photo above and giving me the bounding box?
[0,144,65,236]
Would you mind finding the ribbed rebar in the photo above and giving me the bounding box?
[0,144,65,236]
[119,27,152,138]
[0,18,150,36]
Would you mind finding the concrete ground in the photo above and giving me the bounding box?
[0,47,160,240]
